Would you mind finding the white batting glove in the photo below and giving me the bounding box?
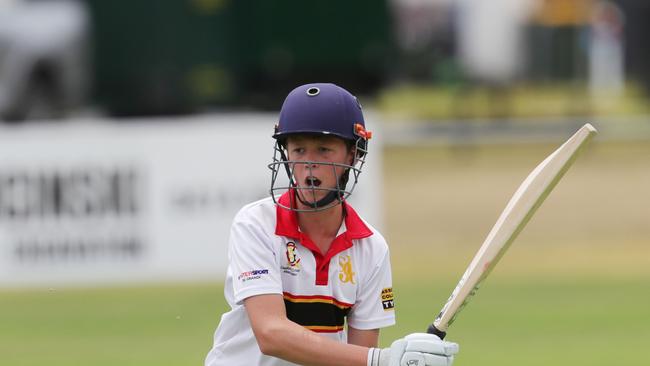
[367,333,459,366]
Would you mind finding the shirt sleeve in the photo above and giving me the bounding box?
[228,213,283,304]
[346,247,396,330]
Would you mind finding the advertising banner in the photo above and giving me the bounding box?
[0,114,382,287]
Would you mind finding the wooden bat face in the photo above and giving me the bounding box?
[429,124,597,338]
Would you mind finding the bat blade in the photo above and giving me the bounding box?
[427,123,597,339]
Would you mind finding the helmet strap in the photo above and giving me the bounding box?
[294,189,341,210]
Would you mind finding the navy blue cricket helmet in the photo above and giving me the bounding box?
[269,83,372,211]
[273,83,368,146]
[273,83,370,153]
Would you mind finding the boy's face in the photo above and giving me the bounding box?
[285,134,355,208]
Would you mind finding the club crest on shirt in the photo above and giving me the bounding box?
[338,255,355,284]
[286,242,301,267]
[282,241,301,276]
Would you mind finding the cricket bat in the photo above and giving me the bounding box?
[427,123,598,339]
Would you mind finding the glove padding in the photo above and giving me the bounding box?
[368,333,459,366]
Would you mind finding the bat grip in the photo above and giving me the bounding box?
[426,323,447,340]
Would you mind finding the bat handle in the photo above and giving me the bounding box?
[426,323,447,340]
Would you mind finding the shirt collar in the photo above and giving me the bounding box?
[275,190,373,240]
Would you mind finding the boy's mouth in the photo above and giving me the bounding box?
[305,177,322,187]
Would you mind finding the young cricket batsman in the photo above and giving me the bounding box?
[205,83,459,366]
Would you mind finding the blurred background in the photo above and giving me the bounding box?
[0,0,648,365]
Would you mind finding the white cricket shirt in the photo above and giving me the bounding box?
[205,191,396,366]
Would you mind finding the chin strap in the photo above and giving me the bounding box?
[295,189,342,209]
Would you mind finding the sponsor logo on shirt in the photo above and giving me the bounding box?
[282,241,301,276]
[338,255,355,284]
[381,287,395,311]
[238,269,269,282]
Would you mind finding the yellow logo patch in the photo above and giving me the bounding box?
[338,255,355,284]
[381,287,395,311]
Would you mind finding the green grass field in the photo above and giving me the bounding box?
[2,138,648,365]
[2,278,649,366]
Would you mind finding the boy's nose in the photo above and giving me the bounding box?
[304,161,318,171]
[303,152,319,166]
